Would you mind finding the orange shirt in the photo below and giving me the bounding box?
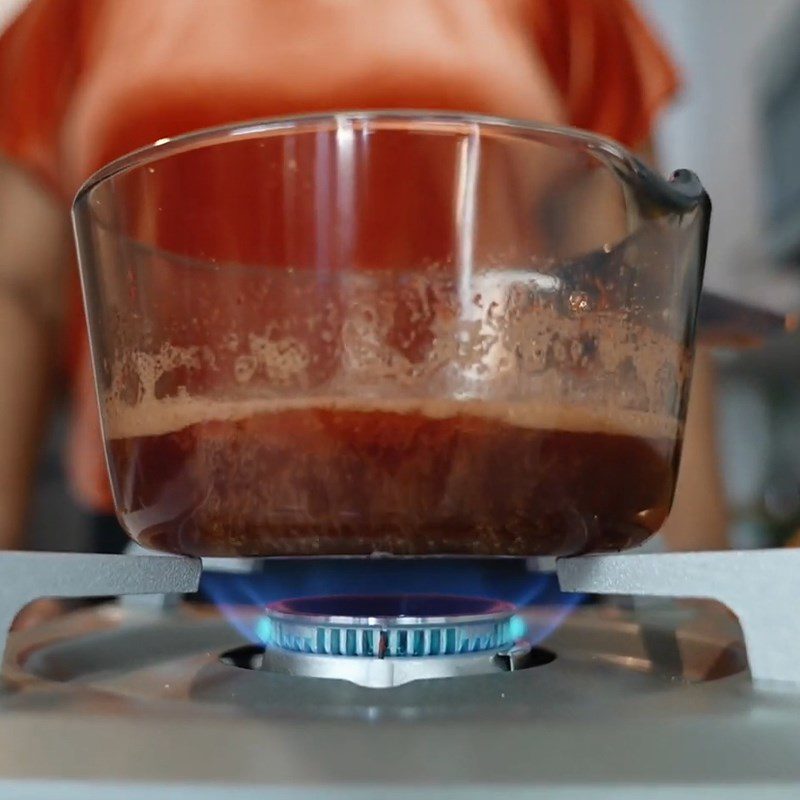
[0,0,678,512]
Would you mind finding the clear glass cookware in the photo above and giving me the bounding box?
[73,112,709,557]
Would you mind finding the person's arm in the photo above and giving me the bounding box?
[659,346,729,550]
[0,159,69,549]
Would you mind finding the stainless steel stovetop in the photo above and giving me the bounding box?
[1,549,799,799]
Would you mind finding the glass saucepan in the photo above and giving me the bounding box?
[72,112,709,557]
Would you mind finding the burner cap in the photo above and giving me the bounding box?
[220,594,553,687]
[263,594,516,658]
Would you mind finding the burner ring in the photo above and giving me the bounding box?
[262,594,517,658]
[221,639,555,689]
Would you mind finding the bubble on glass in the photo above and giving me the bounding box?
[568,291,592,314]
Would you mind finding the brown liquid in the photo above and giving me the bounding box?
[105,398,679,557]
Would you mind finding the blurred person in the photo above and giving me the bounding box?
[0,0,726,564]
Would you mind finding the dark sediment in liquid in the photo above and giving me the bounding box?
[105,398,678,557]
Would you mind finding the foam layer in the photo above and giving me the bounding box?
[105,394,679,441]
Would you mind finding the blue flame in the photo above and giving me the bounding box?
[254,616,274,644]
[509,614,528,640]
[199,558,586,645]
[523,591,586,645]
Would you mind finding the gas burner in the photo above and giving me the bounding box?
[4,550,800,797]
[266,595,517,656]
[2,549,800,684]
[221,594,554,688]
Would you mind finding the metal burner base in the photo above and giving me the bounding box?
[222,640,554,688]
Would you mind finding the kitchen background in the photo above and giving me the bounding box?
[2,0,800,551]
[642,0,800,547]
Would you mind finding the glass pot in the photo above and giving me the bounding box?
[72,112,709,557]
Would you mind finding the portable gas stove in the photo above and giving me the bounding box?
[1,549,800,799]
